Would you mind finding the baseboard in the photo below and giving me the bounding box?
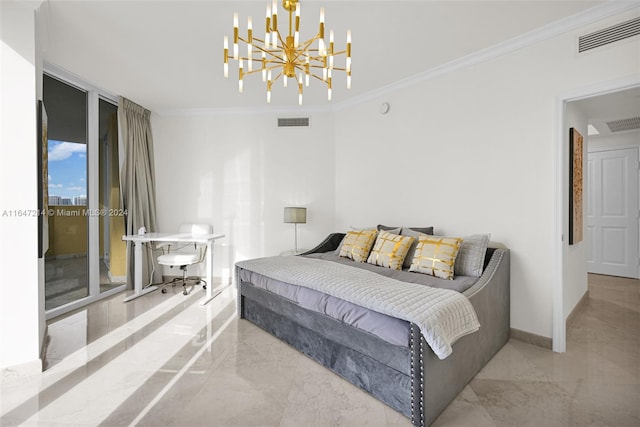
[566,290,589,327]
[510,328,553,350]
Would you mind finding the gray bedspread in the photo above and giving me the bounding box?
[305,253,480,294]
[238,266,411,346]
[236,255,481,359]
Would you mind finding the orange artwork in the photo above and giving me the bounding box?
[569,128,583,245]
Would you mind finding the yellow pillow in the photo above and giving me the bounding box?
[409,236,463,280]
[339,229,378,262]
[367,231,415,270]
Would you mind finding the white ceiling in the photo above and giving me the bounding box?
[41,0,610,112]
[572,87,640,137]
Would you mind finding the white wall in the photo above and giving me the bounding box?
[334,9,639,339]
[152,112,336,282]
[563,103,589,320]
[0,0,44,374]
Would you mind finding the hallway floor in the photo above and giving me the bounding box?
[1,274,638,426]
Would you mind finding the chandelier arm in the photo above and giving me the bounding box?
[244,68,268,77]
[308,73,327,83]
[304,52,332,61]
[244,64,287,77]
[293,63,311,74]
[239,56,285,66]
[304,63,346,72]
[276,30,287,49]
[293,66,338,82]
[299,36,318,53]
[291,37,323,64]
[248,43,289,61]
[246,66,289,78]
[237,35,282,61]
[271,71,284,82]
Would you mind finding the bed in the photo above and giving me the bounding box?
[236,231,510,426]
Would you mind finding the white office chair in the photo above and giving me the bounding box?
[157,223,212,295]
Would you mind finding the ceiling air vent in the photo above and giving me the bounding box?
[606,117,640,133]
[278,117,310,127]
[578,16,640,53]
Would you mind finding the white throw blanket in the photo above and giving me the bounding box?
[236,256,480,359]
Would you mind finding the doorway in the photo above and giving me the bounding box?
[554,79,640,352]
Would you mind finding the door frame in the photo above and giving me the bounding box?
[553,75,640,352]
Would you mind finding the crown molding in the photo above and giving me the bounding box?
[334,1,640,111]
[157,1,640,117]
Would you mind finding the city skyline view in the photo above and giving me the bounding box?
[48,140,87,204]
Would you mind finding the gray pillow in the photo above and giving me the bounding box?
[454,234,491,277]
[377,224,401,233]
[378,224,434,235]
[404,226,433,235]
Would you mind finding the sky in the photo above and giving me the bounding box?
[48,140,87,201]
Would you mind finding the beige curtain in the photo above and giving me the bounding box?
[118,97,160,289]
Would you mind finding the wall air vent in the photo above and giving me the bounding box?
[578,16,640,53]
[278,117,310,127]
[606,117,640,133]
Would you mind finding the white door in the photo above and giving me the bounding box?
[587,147,639,279]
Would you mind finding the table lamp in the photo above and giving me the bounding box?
[283,207,307,253]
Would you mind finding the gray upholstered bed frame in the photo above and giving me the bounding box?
[237,233,510,426]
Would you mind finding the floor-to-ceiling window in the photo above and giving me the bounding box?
[43,72,125,318]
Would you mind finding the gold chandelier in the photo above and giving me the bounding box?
[223,0,351,105]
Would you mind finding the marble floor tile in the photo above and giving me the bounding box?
[1,274,638,426]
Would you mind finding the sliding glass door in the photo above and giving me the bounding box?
[43,72,125,317]
[43,75,89,310]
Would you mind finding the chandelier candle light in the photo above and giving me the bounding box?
[223,0,351,105]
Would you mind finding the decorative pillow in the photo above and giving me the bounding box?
[454,234,491,278]
[402,226,434,235]
[338,229,378,262]
[399,228,429,270]
[376,224,401,234]
[378,224,434,235]
[409,236,463,280]
[366,231,415,270]
[334,227,378,254]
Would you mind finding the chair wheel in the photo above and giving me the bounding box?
[203,285,207,290]
[161,288,167,294]
[183,290,188,296]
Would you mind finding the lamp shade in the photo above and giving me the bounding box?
[283,207,307,224]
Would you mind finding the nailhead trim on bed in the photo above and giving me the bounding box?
[410,325,415,425]
[420,337,425,426]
